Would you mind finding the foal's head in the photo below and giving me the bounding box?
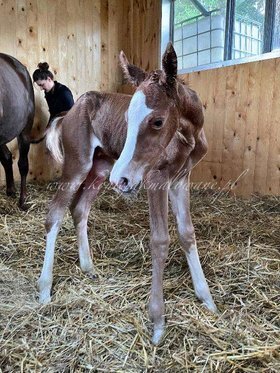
[110,43,179,193]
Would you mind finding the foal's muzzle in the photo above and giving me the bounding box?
[111,176,140,195]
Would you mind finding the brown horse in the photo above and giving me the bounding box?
[38,43,217,345]
[0,53,35,209]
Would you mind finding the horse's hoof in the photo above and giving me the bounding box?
[86,272,98,281]
[18,201,29,211]
[6,189,16,198]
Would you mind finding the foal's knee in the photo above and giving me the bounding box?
[150,235,170,260]
[45,206,64,233]
[178,226,195,249]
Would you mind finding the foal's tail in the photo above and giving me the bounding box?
[45,114,66,164]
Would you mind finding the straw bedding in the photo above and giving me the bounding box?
[0,182,279,372]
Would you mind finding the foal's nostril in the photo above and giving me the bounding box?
[120,177,129,187]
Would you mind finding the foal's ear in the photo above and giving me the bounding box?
[119,51,147,86]
[162,42,177,86]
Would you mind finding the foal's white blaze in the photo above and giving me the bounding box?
[110,90,153,185]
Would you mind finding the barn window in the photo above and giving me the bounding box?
[162,0,280,71]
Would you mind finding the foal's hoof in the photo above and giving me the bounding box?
[39,292,51,305]
[202,298,218,314]
[152,325,165,346]
[86,272,98,281]
[38,279,52,304]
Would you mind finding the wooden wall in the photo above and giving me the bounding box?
[182,57,280,196]
[0,0,161,184]
[1,0,279,197]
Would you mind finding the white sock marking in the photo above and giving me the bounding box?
[38,223,59,303]
[186,244,217,312]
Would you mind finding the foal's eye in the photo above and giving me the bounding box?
[152,119,163,129]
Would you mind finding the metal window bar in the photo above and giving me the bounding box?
[263,0,276,53]
[210,10,212,63]
[224,0,235,60]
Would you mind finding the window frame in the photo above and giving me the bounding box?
[164,0,280,73]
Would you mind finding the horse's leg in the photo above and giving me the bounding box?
[169,175,217,312]
[70,154,112,275]
[147,184,170,345]
[38,158,94,304]
[0,144,16,197]
[17,133,30,209]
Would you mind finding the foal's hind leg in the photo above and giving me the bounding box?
[70,154,112,276]
[0,144,16,197]
[17,133,30,209]
[38,160,94,304]
[169,176,217,312]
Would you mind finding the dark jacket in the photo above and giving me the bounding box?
[45,81,74,120]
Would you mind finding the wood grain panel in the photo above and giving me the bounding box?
[183,57,280,196]
[0,0,161,187]
[1,0,278,196]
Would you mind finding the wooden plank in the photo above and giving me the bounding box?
[108,0,123,92]
[15,0,28,64]
[220,64,239,190]
[75,1,86,97]
[201,69,217,165]
[100,0,109,91]
[191,161,222,191]
[84,0,101,92]
[265,58,280,194]
[230,63,250,194]
[242,61,262,196]
[65,0,77,97]
[210,68,227,167]
[55,0,68,90]
[253,59,276,194]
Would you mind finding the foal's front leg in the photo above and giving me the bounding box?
[147,186,170,345]
[169,175,217,312]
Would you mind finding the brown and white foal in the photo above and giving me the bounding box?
[38,43,217,345]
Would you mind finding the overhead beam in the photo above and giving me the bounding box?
[189,0,210,16]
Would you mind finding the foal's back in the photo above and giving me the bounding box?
[61,91,131,160]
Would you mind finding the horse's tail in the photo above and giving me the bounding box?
[45,114,66,164]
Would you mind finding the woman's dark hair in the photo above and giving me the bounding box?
[33,62,54,82]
